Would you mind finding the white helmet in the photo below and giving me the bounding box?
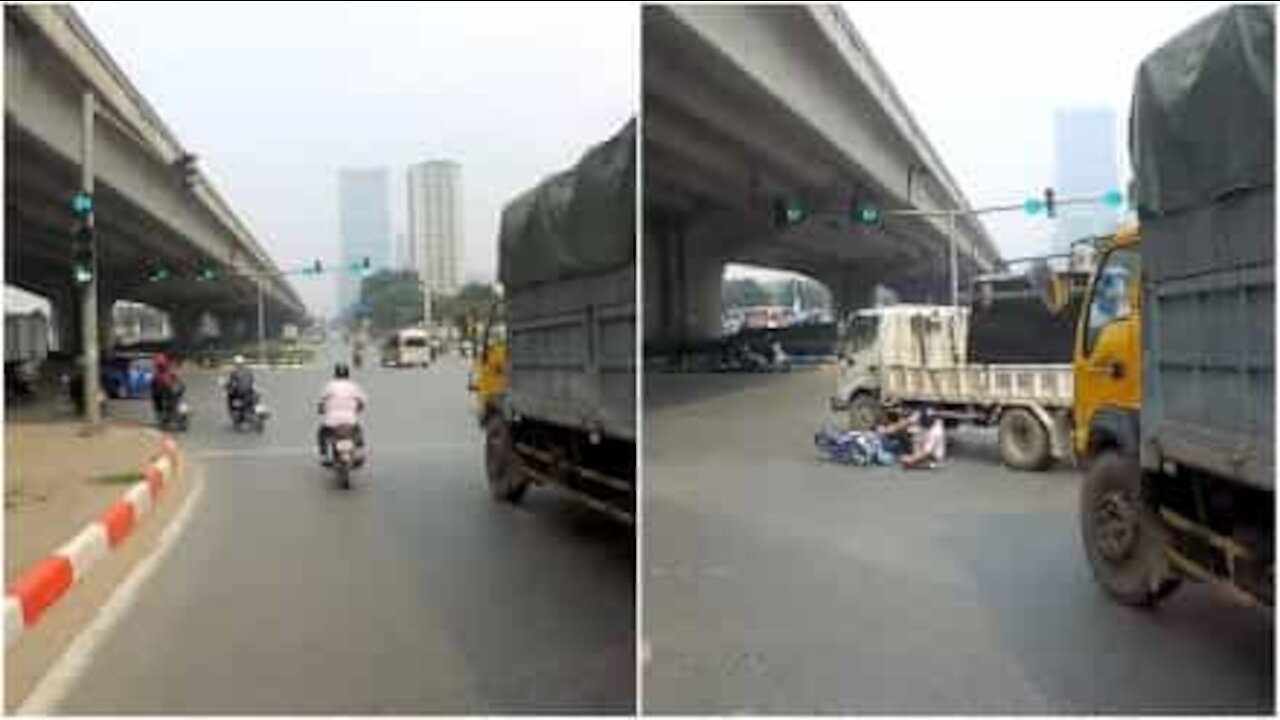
[233,354,246,366]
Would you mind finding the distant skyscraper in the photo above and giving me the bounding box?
[1054,107,1121,251]
[407,160,463,297]
[337,168,391,313]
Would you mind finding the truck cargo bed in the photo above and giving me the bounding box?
[506,264,635,442]
[882,363,1073,408]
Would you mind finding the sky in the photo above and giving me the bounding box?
[71,1,636,318]
[842,1,1228,262]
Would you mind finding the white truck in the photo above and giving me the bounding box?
[830,304,1073,471]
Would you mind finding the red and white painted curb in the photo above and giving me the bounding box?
[5,436,180,650]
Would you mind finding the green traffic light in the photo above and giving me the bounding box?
[1023,198,1045,215]
[854,204,881,225]
[71,192,94,217]
[1102,189,1124,209]
[773,198,805,227]
[73,265,93,284]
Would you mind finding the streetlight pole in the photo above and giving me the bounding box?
[948,211,959,308]
[80,91,101,427]
[256,274,266,365]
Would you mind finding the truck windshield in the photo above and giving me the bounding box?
[1084,247,1140,353]
[841,315,879,354]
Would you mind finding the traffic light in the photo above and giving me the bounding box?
[771,197,806,228]
[71,191,93,218]
[851,199,881,226]
[1043,188,1056,218]
[148,266,171,282]
[314,259,324,274]
[71,222,94,285]
[1102,189,1124,209]
[195,266,217,282]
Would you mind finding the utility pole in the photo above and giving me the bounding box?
[80,92,101,427]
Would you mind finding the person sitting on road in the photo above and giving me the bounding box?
[899,408,946,469]
[317,362,368,465]
[874,409,914,456]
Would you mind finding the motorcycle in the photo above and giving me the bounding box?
[155,387,190,432]
[323,424,364,489]
[228,390,269,433]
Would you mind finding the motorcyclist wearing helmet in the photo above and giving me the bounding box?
[225,355,257,417]
[317,362,368,464]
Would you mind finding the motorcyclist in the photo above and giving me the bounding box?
[150,353,184,423]
[318,362,368,465]
[225,354,257,419]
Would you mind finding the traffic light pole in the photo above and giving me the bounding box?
[80,91,101,427]
[874,193,1108,308]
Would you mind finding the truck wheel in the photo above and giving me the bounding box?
[484,415,529,503]
[1080,451,1181,606]
[847,394,883,431]
[999,408,1050,471]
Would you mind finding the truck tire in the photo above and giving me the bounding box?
[1080,451,1181,606]
[484,414,529,503]
[847,394,884,431]
[999,407,1051,471]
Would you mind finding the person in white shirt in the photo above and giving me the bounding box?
[318,362,368,464]
[900,408,946,469]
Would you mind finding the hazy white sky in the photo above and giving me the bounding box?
[72,1,636,317]
[11,2,1231,313]
[843,1,1228,260]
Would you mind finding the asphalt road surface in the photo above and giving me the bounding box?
[643,367,1273,714]
[50,349,634,714]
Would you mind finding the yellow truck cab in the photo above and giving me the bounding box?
[468,304,508,422]
[1075,4,1272,609]
[1072,224,1141,461]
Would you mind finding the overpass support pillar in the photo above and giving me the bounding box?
[644,215,725,354]
[822,268,878,319]
[169,307,203,354]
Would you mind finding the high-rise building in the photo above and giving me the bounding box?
[337,168,391,313]
[407,160,463,298]
[1053,107,1121,251]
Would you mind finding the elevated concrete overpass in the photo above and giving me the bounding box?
[644,4,1002,351]
[5,5,306,352]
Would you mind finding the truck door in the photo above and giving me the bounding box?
[1073,245,1142,455]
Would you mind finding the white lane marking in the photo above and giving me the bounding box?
[53,523,110,584]
[18,466,207,715]
[642,638,652,667]
[6,596,24,650]
[125,482,152,519]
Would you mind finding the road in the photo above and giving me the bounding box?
[47,348,634,714]
[643,367,1273,714]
